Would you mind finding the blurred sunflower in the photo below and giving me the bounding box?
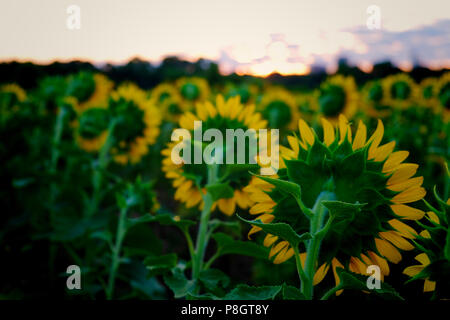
[418,78,438,109]
[295,93,317,122]
[75,104,110,152]
[434,72,450,122]
[246,115,426,292]
[316,75,359,123]
[150,83,188,122]
[382,73,418,109]
[225,83,259,105]
[161,95,268,215]
[109,83,161,164]
[361,80,392,118]
[176,77,210,104]
[259,87,299,131]
[67,72,113,113]
[0,83,26,116]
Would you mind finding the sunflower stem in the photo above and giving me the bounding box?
[106,205,128,300]
[192,163,218,290]
[87,120,117,218]
[302,191,335,299]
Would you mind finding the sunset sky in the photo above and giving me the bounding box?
[1,0,449,76]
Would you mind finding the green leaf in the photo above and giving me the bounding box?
[199,269,230,291]
[127,213,195,232]
[224,284,282,300]
[282,284,306,300]
[250,173,302,205]
[206,182,234,201]
[144,253,177,276]
[211,232,268,259]
[321,200,366,222]
[238,216,311,247]
[335,268,403,300]
[163,268,195,298]
[444,226,450,261]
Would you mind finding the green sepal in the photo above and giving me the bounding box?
[238,215,311,247]
[211,232,268,259]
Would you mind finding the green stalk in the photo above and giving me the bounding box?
[87,120,117,218]
[106,206,128,300]
[50,107,68,172]
[192,164,218,286]
[302,191,335,299]
[320,284,343,300]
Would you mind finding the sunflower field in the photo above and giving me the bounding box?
[0,66,449,301]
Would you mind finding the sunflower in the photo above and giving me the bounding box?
[225,83,259,105]
[67,73,114,113]
[109,83,161,164]
[75,83,161,162]
[161,95,268,216]
[361,80,392,118]
[434,72,450,122]
[75,104,111,153]
[382,73,418,109]
[418,78,439,109]
[315,75,359,123]
[0,83,26,103]
[176,77,210,105]
[403,195,450,297]
[259,87,299,131]
[296,92,318,123]
[0,83,26,118]
[150,83,188,122]
[246,115,426,295]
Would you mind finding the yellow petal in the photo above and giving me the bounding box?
[273,247,295,264]
[403,265,424,277]
[388,219,418,239]
[375,238,402,263]
[298,119,315,147]
[217,197,236,216]
[263,234,278,247]
[415,253,430,266]
[392,186,426,204]
[379,231,414,251]
[372,141,396,162]
[390,204,425,220]
[367,251,390,276]
[383,151,409,173]
[321,118,335,146]
[269,241,289,259]
[332,258,344,296]
[424,280,436,292]
[387,176,423,192]
[352,120,367,150]
[287,135,300,156]
[426,211,440,224]
[249,202,276,215]
[338,114,351,143]
[367,119,384,159]
[313,264,330,285]
[387,163,419,185]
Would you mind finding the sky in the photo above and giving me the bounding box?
[0,0,449,76]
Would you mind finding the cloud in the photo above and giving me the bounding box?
[341,19,450,70]
[219,19,450,75]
